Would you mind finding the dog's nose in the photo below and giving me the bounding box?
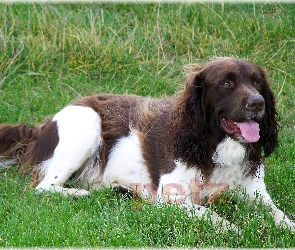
[246,96,265,112]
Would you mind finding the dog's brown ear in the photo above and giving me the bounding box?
[172,68,211,170]
[182,71,206,130]
[257,67,279,157]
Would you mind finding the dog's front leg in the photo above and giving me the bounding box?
[178,202,241,234]
[240,165,295,232]
[156,186,240,233]
[156,164,241,233]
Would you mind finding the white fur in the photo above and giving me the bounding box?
[101,132,152,200]
[36,105,102,196]
[211,137,250,188]
[35,107,295,232]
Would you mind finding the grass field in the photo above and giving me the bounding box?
[0,2,295,248]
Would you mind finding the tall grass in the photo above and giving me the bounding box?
[0,2,295,247]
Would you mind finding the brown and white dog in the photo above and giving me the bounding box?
[0,57,294,231]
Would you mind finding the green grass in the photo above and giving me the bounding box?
[0,2,295,248]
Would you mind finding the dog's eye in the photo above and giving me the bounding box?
[254,80,261,86]
[220,81,234,88]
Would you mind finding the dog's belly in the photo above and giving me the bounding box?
[97,132,153,198]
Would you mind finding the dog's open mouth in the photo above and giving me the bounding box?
[220,116,260,143]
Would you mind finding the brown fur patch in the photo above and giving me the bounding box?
[132,98,176,186]
[73,95,142,171]
[0,124,38,169]
[25,120,59,168]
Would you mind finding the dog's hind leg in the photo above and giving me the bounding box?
[36,105,102,196]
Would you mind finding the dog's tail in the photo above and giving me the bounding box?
[0,119,59,173]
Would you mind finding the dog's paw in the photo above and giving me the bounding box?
[35,186,90,197]
[64,188,90,196]
[282,220,295,233]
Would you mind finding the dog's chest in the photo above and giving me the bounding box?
[210,137,251,188]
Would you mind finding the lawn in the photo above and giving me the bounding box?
[0,2,295,247]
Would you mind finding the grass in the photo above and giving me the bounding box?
[0,2,295,248]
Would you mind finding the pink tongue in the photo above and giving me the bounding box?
[235,120,260,143]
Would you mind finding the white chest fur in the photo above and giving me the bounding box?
[210,137,251,189]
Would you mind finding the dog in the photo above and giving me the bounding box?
[0,57,294,232]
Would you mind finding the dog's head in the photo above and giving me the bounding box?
[184,57,278,156]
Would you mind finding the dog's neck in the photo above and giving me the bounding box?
[213,136,262,178]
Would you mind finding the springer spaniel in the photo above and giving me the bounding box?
[0,57,294,232]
